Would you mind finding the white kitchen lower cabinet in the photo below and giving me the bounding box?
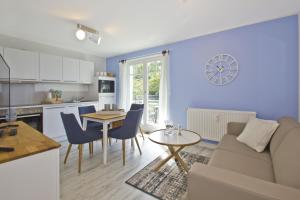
[0,149,60,200]
[43,102,99,141]
[65,105,81,124]
[43,106,66,140]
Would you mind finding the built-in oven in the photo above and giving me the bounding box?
[98,76,116,95]
[0,107,43,132]
[16,113,43,132]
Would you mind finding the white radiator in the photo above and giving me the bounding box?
[187,108,256,141]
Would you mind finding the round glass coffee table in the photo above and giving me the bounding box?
[149,129,201,172]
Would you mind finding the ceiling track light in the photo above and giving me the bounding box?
[75,24,101,45]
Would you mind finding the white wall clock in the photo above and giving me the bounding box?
[205,54,239,86]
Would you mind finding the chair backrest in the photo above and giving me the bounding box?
[78,105,96,124]
[60,112,84,144]
[130,104,144,111]
[121,109,143,139]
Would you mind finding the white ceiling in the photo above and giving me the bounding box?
[0,0,299,58]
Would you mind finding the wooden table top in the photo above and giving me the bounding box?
[81,112,127,120]
[0,121,61,164]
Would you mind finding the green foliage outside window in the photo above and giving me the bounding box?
[131,62,161,99]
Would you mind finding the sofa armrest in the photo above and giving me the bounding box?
[188,164,300,200]
[227,122,246,136]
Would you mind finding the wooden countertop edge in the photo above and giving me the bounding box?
[0,121,61,165]
[0,144,61,165]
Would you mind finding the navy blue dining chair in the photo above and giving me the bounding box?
[78,105,103,129]
[61,112,103,173]
[108,109,143,165]
[130,104,145,140]
[78,105,105,152]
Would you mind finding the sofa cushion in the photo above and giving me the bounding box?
[270,117,300,157]
[209,149,275,182]
[272,127,300,189]
[237,118,279,152]
[218,135,271,162]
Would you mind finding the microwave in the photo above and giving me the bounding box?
[98,76,116,94]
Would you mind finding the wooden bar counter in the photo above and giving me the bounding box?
[0,121,60,164]
[0,121,61,200]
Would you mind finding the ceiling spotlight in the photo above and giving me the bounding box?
[75,24,101,45]
[76,25,86,40]
[88,33,101,45]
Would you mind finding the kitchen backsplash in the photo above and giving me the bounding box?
[0,82,98,106]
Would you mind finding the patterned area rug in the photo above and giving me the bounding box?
[125,151,210,200]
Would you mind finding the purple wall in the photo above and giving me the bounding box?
[107,15,299,127]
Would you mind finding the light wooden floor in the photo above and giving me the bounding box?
[59,134,216,200]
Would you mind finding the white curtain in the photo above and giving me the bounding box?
[158,52,170,126]
[118,61,130,111]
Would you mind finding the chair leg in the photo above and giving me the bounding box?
[122,140,126,166]
[139,126,145,140]
[109,137,112,146]
[78,144,83,173]
[64,144,72,164]
[135,137,142,155]
[101,139,104,150]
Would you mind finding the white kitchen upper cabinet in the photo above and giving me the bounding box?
[63,57,79,82]
[79,60,94,84]
[4,48,39,80]
[40,53,63,81]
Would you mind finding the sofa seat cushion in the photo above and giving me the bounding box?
[218,135,272,162]
[209,149,275,182]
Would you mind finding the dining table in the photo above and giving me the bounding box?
[81,111,127,164]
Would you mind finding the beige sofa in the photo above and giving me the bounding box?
[188,117,300,200]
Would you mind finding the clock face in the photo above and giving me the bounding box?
[205,54,239,86]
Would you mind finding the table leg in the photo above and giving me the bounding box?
[83,119,93,157]
[168,146,182,170]
[131,138,135,149]
[153,145,188,172]
[154,154,174,171]
[83,118,87,131]
[103,121,108,165]
[169,146,189,172]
